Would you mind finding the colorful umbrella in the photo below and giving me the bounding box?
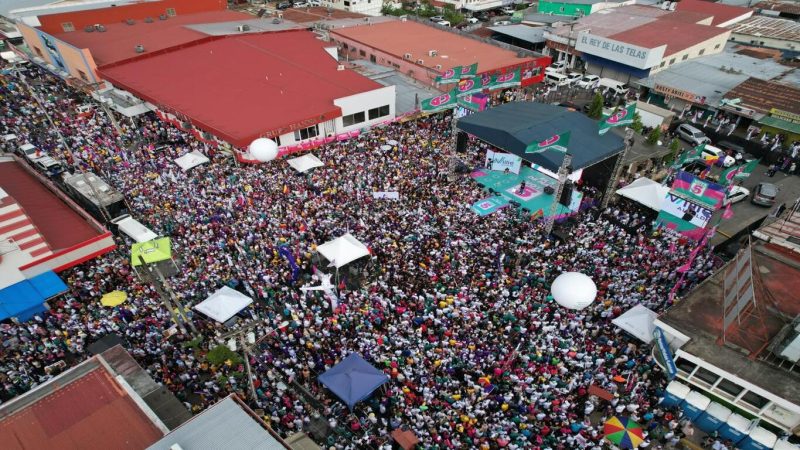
[604,416,644,449]
[101,291,128,307]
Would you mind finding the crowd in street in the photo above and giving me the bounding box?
[1,63,723,449]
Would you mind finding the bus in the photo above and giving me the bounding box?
[61,172,127,222]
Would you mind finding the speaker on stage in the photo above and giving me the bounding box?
[456,131,468,153]
[559,181,573,206]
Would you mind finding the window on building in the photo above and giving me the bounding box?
[344,0,351,5]
[342,111,366,127]
[61,22,75,32]
[359,49,366,57]
[698,49,705,55]
[675,357,696,374]
[741,391,769,409]
[682,54,689,61]
[715,378,744,397]
[660,61,666,68]
[77,70,89,82]
[692,367,720,385]
[342,43,348,50]
[273,135,282,146]
[669,58,676,65]
[715,43,721,49]
[368,105,390,120]
[560,6,565,12]
[294,124,319,141]
[166,8,177,17]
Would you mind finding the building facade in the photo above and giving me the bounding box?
[538,0,634,17]
[320,0,382,16]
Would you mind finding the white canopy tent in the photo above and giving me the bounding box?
[317,233,370,269]
[612,304,658,344]
[174,150,210,172]
[615,177,669,211]
[287,154,324,173]
[193,286,253,323]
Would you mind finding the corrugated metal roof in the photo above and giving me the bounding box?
[147,396,287,450]
[729,15,800,41]
[488,25,546,44]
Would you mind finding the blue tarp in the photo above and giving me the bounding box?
[318,353,389,409]
[457,102,626,173]
[0,271,67,321]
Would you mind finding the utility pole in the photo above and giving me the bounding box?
[217,320,287,402]
[600,128,635,209]
[544,153,572,235]
[151,262,199,336]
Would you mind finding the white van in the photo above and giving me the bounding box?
[111,214,158,243]
[545,72,570,87]
[598,78,627,96]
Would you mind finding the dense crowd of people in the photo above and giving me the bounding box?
[1,62,722,449]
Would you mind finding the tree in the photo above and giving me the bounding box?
[587,93,604,119]
[631,113,643,134]
[646,127,662,146]
[206,344,242,366]
[665,138,681,164]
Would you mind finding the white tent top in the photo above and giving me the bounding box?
[193,286,253,323]
[665,380,691,399]
[615,177,669,211]
[685,391,711,410]
[317,233,370,269]
[174,150,210,172]
[612,304,658,344]
[287,154,324,173]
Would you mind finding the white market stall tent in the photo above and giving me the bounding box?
[174,150,210,172]
[317,233,370,269]
[287,154,324,173]
[193,286,253,323]
[612,304,658,344]
[615,177,669,211]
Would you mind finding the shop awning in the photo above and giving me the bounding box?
[759,115,800,134]
[0,271,66,321]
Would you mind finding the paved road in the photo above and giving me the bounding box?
[711,167,800,248]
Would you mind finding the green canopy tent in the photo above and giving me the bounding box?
[130,238,177,275]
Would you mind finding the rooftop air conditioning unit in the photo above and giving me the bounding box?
[125,19,135,25]
[96,25,106,32]
[135,44,145,53]
[661,1,671,10]
[337,64,345,71]
[668,2,676,10]
[237,24,251,32]
[144,17,154,23]
[404,53,412,60]
[429,50,437,57]
[435,64,442,70]
[159,14,167,20]
[84,26,95,32]
[416,59,424,65]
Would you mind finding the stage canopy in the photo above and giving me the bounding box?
[318,353,388,409]
[616,177,669,211]
[456,102,625,173]
[287,154,324,173]
[612,304,658,344]
[193,286,253,323]
[131,237,172,267]
[317,233,370,269]
[174,150,210,171]
[0,271,66,321]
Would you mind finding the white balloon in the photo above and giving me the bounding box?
[550,272,597,310]
[249,138,278,162]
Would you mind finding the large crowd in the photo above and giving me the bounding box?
[1,62,723,449]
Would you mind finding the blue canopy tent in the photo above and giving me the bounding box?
[0,271,67,321]
[318,353,389,409]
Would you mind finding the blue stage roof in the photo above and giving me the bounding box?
[318,353,388,410]
[0,271,66,321]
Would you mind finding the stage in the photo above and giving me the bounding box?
[471,165,576,218]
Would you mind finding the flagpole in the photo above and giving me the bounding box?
[544,153,572,235]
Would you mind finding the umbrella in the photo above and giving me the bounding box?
[101,291,128,307]
[387,139,399,146]
[604,416,644,449]
[380,144,392,151]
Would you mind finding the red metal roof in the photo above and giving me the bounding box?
[0,160,101,252]
[98,31,384,148]
[674,0,752,26]
[609,19,729,56]
[0,365,164,450]
[55,10,251,66]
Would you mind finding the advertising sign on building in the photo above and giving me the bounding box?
[486,150,522,174]
[575,31,666,70]
[769,108,800,123]
[653,84,706,105]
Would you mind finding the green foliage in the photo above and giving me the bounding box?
[631,113,643,134]
[381,5,406,16]
[646,127,662,146]
[587,93,604,120]
[665,139,681,163]
[515,3,528,10]
[206,344,242,366]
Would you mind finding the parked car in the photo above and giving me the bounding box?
[544,72,570,87]
[501,6,516,14]
[576,74,599,88]
[32,156,66,177]
[436,20,451,27]
[545,61,567,75]
[18,143,45,161]
[276,1,292,9]
[466,17,480,24]
[293,1,308,7]
[751,182,778,207]
[676,123,711,147]
[307,0,321,5]
[430,15,445,22]
[723,185,750,206]
[493,19,512,25]
[564,72,582,86]
[700,144,736,168]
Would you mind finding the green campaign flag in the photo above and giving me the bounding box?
[421,89,458,113]
[525,131,570,154]
[672,144,705,169]
[457,94,488,112]
[598,103,636,135]
[459,62,478,78]
[491,69,521,90]
[720,158,760,185]
[735,158,760,180]
[455,77,484,97]
[435,66,461,84]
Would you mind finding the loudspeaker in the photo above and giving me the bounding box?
[559,182,573,206]
[544,186,555,195]
[682,210,695,222]
[456,131,468,153]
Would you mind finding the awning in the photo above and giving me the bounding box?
[318,353,388,409]
[612,304,658,343]
[615,177,669,211]
[287,153,324,173]
[193,286,253,323]
[174,150,210,171]
[759,115,800,134]
[0,271,66,321]
[317,233,370,269]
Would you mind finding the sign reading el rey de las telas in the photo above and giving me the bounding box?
[575,31,666,70]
